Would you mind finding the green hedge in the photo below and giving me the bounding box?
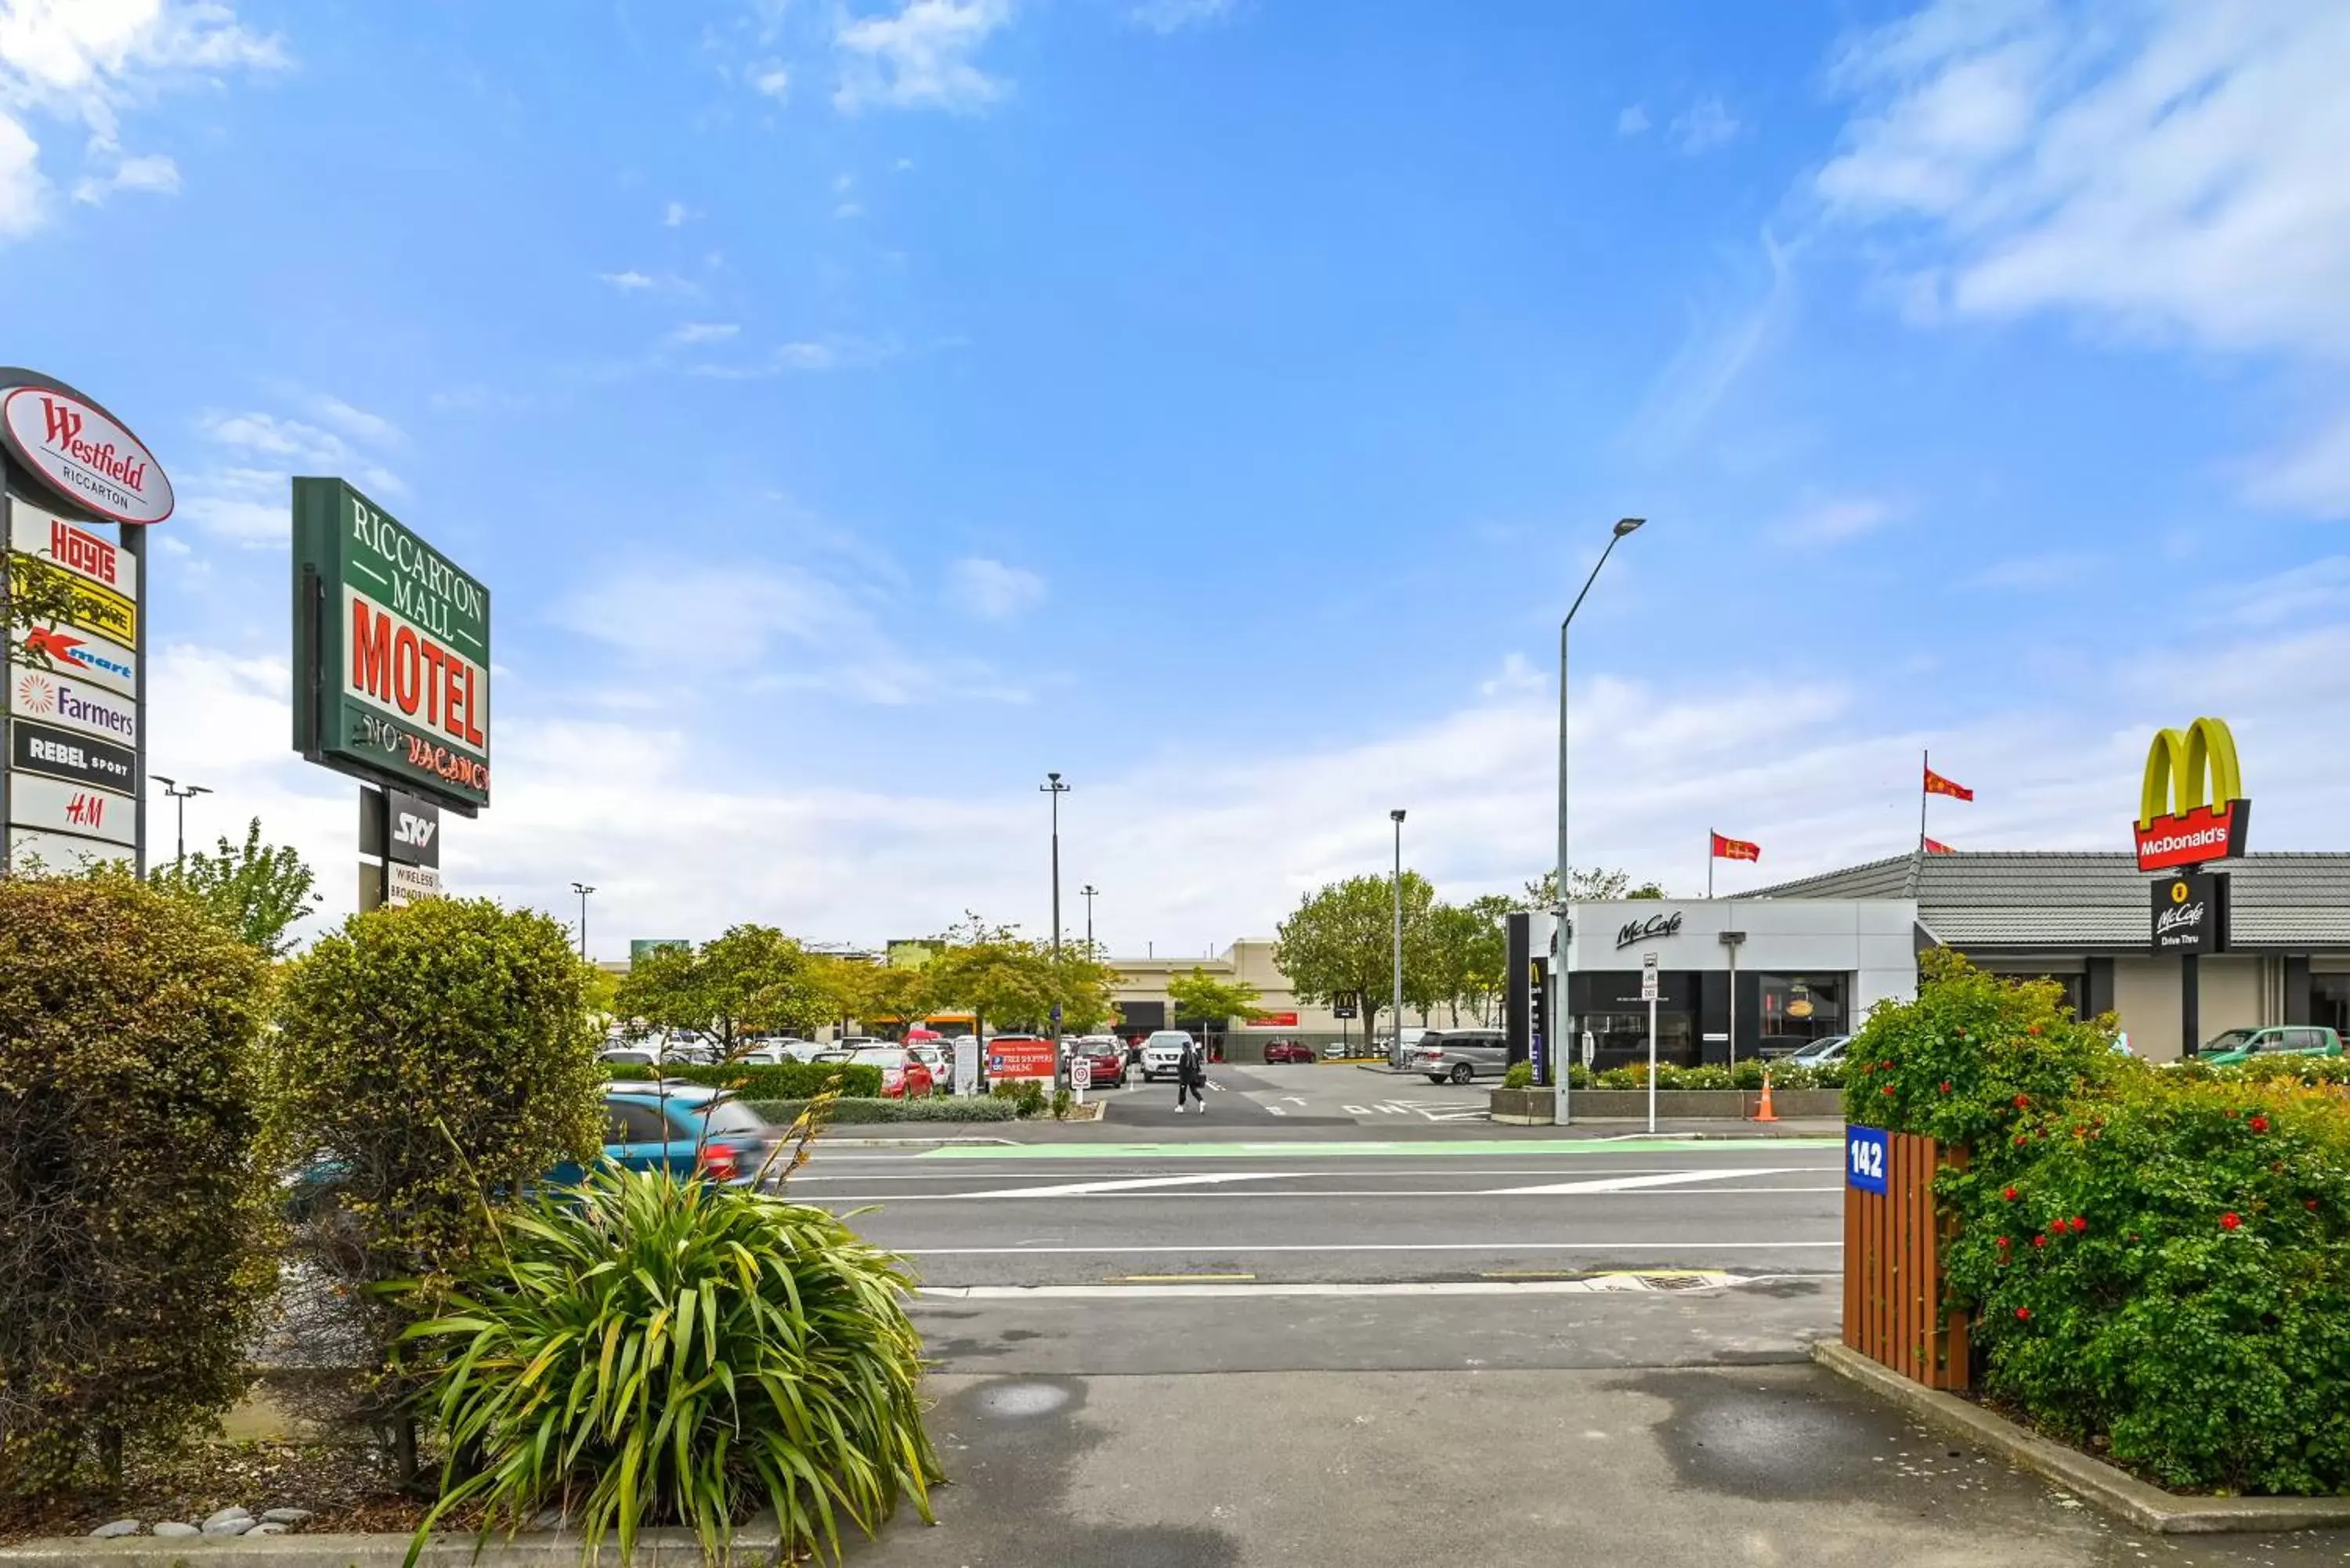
[745,1097,1022,1124]
[608,1060,884,1100]
[1495,1061,1846,1093]
[1853,950,2350,1495]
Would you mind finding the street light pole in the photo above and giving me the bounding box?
[1041,772,1071,1079]
[1555,517,1645,1122]
[570,882,595,959]
[1390,808,1407,1066]
[1079,883,1098,951]
[150,775,212,873]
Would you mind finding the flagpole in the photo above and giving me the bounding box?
[1707,830,1714,900]
[1919,749,1929,852]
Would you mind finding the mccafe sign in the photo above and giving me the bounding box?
[1614,910,1684,949]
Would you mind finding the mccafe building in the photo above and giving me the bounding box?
[1564,851,2350,1067]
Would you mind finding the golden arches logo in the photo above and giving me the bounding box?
[2138,717,2242,829]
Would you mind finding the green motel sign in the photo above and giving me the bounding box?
[291,478,491,813]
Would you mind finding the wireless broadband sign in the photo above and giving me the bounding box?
[292,477,487,909]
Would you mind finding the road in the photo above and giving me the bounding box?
[1094,1059,1494,1129]
[817,1114,2350,1566]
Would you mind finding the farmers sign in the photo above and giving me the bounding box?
[292,479,490,812]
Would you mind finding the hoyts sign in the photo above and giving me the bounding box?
[2134,716,2250,873]
[293,479,491,812]
[0,377,174,525]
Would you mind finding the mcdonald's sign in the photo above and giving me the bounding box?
[2134,717,2250,872]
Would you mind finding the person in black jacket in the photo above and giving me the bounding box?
[1176,1036,1208,1114]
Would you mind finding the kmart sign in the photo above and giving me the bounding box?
[292,479,490,812]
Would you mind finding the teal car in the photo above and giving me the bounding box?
[2198,1025,2345,1066]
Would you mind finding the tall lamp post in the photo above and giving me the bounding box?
[150,775,212,873]
[1554,516,1646,1123]
[1390,808,1407,1066]
[1040,772,1071,1078]
[570,882,595,959]
[1079,883,1098,950]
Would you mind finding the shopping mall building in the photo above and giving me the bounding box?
[1562,851,2350,1067]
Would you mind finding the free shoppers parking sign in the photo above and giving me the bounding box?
[292,478,490,813]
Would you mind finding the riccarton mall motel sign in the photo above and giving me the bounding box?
[0,368,170,877]
[293,477,491,906]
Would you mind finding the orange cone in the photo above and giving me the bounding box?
[1753,1071,1779,1123]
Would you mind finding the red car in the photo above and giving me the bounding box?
[1261,1039,1315,1064]
[1070,1040,1127,1088]
[849,1046,935,1099]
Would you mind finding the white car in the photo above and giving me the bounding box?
[1138,1029,1195,1082]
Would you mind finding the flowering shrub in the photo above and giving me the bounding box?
[1593,1060,1846,1092]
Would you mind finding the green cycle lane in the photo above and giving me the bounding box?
[916,1137,1843,1160]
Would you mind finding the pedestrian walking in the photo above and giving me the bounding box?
[1177,1035,1208,1115]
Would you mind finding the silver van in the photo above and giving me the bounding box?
[1408,1028,1509,1084]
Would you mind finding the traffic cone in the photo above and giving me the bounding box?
[1753,1071,1779,1123]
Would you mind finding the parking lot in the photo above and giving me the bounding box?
[1090,1060,1492,1128]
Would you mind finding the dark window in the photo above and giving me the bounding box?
[1758,974,1846,1042]
[606,1102,674,1143]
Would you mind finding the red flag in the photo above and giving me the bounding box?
[1923,765,1973,801]
[1923,837,1958,855]
[1709,832,1761,862]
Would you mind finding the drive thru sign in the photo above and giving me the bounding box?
[1640,952,1659,1002]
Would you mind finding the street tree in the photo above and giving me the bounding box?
[1272,871,1435,1042]
[1049,945,1121,1034]
[1520,866,1667,907]
[921,923,1060,1039]
[1166,966,1270,1031]
[613,924,822,1055]
[150,818,322,958]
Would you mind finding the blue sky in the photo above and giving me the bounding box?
[4,0,2348,956]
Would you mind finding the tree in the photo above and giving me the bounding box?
[1047,945,1120,1035]
[1166,966,1268,1031]
[150,818,322,956]
[613,925,824,1055]
[808,953,934,1037]
[1272,872,1435,1042]
[4,553,110,669]
[1520,866,1667,907]
[922,927,1059,1037]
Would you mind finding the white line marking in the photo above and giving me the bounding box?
[1488,1167,1787,1196]
[899,1241,1842,1255]
[784,1165,1834,1183]
[920,1277,1727,1300]
[1343,1105,1372,1115]
[807,1185,1841,1202]
[947,1172,1309,1199]
[1267,1106,1287,1116]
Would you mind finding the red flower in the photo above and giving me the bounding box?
[2305,1199,2320,1212]
[2032,1234,2047,1248]
[1995,1235,2012,1248]
[2015,1306,2032,1321]
[1940,1081,1952,1093]
[2012,1134,2028,1147]
[2220,1212,2242,1230]
[1882,1084,1896,1096]
[2070,1216,2087,1233]
[2249,1115,2270,1133]
[1880,1060,1893,1072]
[2027,1025,2042,1035]
[2013,1093,2030,1108]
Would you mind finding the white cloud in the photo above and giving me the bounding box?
[1817,0,2350,361]
[2242,408,2350,520]
[183,397,404,544]
[1626,229,1795,457]
[750,60,790,99]
[1672,96,1739,154]
[665,320,740,345]
[1615,103,1650,137]
[70,148,175,203]
[1771,494,1898,546]
[834,200,863,219]
[660,200,696,227]
[1965,551,2102,591]
[1130,0,1231,33]
[948,556,1044,620]
[684,338,896,378]
[834,0,1010,114]
[1478,652,1545,699]
[0,0,287,239]
[598,269,656,290]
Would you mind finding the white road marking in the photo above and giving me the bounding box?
[920,1276,1746,1300]
[1343,1105,1372,1115]
[900,1240,1842,1255]
[948,1171,1309,1198]
[1267,1106,1287,1116]
[806,1185,1841,1201]
[1488,1167,1786,1195]
[786,1164,1835,1183]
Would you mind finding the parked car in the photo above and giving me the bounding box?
[1409,1028,1508,1084]
[833,1035,884,1052]
[1138,1029,1196,1082]
[1754,1034,1821,1062]
[548,1084,776,1188]
[1784,1034,1852,1066]
[1261,1039,1316,1064]
[2198,1025,2345,1066]
[848,1046,936,1099]
[1069,1039,1127,1087]
[598,1046,659,1068]
[906,1041,948,1077]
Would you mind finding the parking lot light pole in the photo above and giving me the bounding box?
[151,775,212,874]
[1042,772,1071,1080]
[1079,883,1098,951]
[1390,809,1407,1064]
[571,882,595,959]
[1555,516,1645,1123]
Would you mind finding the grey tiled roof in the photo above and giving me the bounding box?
[1748,851,2350,950]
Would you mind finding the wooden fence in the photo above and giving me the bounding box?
[1842,1131,1970,1390]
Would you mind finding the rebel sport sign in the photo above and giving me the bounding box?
[292,478,491,812]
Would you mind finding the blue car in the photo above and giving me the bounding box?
[548,1082,778,1189]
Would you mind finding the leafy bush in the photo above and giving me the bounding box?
[406,1165,939,1563]
[1051,1086,1073,1120]
[1502,1062,1535,1090]
[1592,1060,1847,1093]
[606,1060,884,1099]
[0,872,275,1492]
[990,1079,1047,1117]
[745,1097,1021,1124]
[266,898,603,1458]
